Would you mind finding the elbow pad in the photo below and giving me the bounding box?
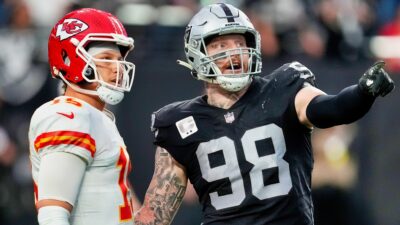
[306,85,375,128]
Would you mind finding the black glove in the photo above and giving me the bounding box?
[359,61,395,97]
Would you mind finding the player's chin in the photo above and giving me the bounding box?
[107,79,120,86]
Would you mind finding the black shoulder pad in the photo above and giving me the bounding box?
[151,101,186,130]
[269,61,316,87]
[150,97,202,131]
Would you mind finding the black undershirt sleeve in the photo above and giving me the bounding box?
[306,85,376,128]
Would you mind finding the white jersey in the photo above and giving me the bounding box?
[29,96,134,225]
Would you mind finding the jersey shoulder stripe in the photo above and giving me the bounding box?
[34,130,96,157]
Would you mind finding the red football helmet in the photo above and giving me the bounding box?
[48,8,135,95]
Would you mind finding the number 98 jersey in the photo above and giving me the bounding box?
[151,62,316,225]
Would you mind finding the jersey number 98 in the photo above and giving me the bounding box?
[196,124,292,210]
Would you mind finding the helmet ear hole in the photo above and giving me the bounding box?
[191,70,198,79]
[62,50,70,66]
[83,65,95,80]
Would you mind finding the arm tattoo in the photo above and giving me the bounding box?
[135,148,187,225]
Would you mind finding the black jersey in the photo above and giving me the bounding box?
[151,62,316,225]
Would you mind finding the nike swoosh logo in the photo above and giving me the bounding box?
[57,112,75,119]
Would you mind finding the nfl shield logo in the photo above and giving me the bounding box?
[224,112,235,123]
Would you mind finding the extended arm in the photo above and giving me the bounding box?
[134,146,188,225]
[296,61,395,128]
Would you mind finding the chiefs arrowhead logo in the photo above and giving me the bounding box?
[56,19,88,41]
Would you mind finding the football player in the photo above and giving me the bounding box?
[29,8,138,225]
[134,3,394,225]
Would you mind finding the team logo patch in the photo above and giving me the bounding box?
[176,116,198,139]
[56,19,88,41]
[224,112,235,123]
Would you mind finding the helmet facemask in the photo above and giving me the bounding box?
[62,33,135,105]
[82,54,135,92]
[77,34,135,92]
[201,45,260,91]
[190,32,262,92]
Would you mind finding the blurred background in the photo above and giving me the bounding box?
[0,0,399,225]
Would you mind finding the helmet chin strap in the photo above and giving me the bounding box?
[97,85,124,105]
[216,75,251,92]
[207,63,252,92]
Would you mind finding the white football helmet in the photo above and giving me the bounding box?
[178,3,262,92]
